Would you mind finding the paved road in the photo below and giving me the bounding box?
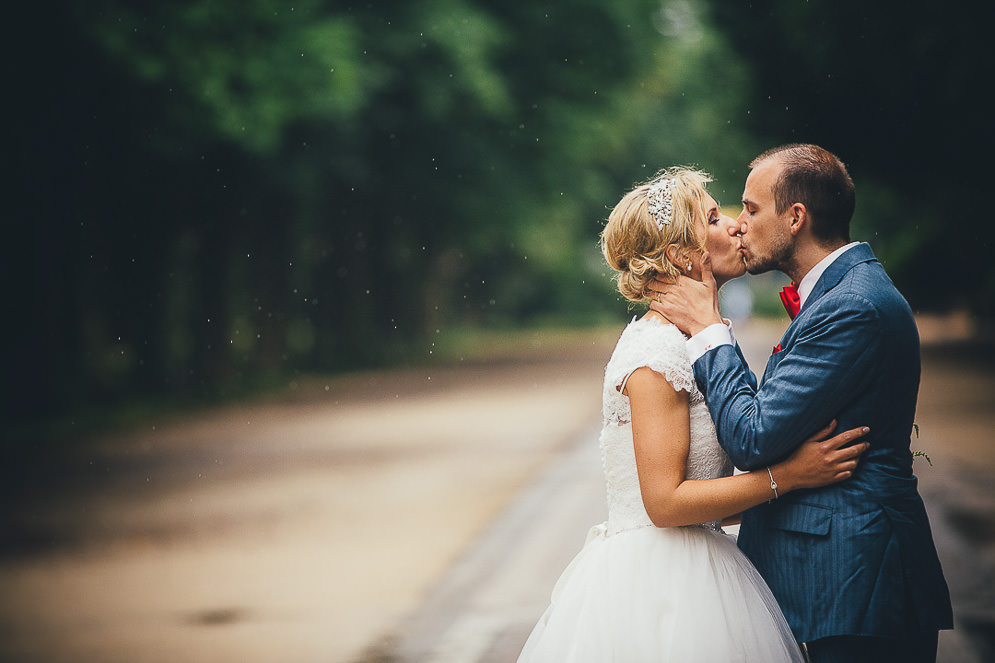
[0,318,991,663]
[0,328,615,663]
[371,316,995,663]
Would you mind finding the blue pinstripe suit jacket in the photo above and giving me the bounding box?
[694,243,952,642]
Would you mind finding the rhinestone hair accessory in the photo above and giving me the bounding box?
[647,178,675,229]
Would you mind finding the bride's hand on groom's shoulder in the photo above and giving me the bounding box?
[774,421,871,493]
[647,252,722,336]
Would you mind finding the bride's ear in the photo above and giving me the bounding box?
[664,243,684,270]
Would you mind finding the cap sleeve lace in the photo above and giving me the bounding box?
[602,317,702,426]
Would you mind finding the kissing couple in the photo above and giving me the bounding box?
[517,144,952,662]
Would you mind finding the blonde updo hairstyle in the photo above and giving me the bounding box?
[600,167,712,303]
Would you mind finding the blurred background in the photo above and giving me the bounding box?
[2,1,994,662]
[6,0,993,425]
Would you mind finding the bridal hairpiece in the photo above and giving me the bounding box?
[647,178,675,229]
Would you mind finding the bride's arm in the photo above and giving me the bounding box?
[626,366,868,528]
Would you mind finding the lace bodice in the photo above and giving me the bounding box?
[600,316,733,533]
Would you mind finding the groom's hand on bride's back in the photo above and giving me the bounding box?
[777,421,871,493]
[648,252,723,336]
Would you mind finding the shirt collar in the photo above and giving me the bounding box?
[797,242,861,308]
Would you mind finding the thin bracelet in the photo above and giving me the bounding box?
[766,467,779,502]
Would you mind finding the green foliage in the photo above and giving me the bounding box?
[705,0,993,316]
[85,2,368,152]
[14,0,766,421]
[911,423,931,466]
[10,0,982,432]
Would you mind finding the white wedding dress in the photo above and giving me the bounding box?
[517,317,804,662]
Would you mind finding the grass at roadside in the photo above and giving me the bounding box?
[3,323,627,448]
[9,311,983,449]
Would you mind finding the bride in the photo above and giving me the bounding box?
[516,167,870,662]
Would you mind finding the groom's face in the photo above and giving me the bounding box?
[737,160,793,275]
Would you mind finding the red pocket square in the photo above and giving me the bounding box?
[772,343,783,354]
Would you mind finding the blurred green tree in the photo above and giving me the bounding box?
[706,0,994,317]
[9,0,760,424]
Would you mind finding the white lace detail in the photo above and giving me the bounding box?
[599,317,733,534]
[602,317,700,424]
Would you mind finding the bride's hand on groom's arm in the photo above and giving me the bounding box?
[772,421,870,493]
[647,252,723,336]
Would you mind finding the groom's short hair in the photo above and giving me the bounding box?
[751,144,855,245]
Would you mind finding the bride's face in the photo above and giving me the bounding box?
[698,194,746,285]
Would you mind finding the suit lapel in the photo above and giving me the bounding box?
[760,243,878,387]
[802,242,877,312]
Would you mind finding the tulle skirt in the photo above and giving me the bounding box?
[517,523,804,662]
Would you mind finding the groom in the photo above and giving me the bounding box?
[651,144,952,662]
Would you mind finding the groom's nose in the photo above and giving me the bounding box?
[736,210,749,233]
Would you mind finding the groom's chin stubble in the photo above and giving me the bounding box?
[745,260,773,275]
[743,251,782,275]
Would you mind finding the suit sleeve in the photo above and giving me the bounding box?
[693,292,880,470]
[732,341,758,392]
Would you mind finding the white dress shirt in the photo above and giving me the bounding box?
[686,242,861,362]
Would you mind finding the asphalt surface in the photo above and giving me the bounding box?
[0,316,991,663]
[369,315,995,663]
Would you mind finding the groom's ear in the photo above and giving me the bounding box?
[788,203,809,236]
